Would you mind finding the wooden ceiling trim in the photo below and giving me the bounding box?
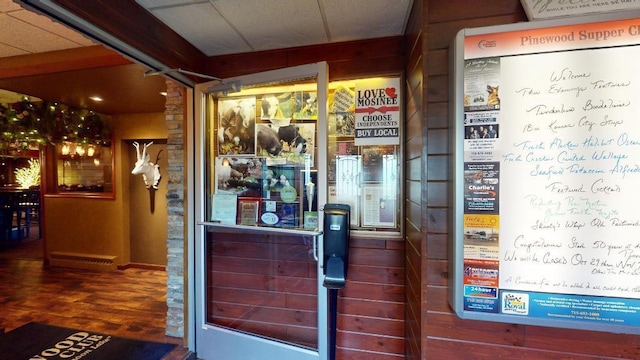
[0,46,131,79]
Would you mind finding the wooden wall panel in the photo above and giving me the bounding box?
[426,182,447,207]
[427,128,448,154]
[426,155,448,181]
[425,233,447,260]
[336,239,405,359]
[205,37,405,81]
[428,15,527,50]
[403,1,426,360]
[429,0,526,23]
[525,327,640,358]
[425,340,599,360]
[425,284,449,312]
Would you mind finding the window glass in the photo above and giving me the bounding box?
[55,142,113,194]
[206,82,319,231]
[204,76,402,233]
[327,77,401,232]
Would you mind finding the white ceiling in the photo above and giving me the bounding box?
[0,0,413,58]
[134,0,413,56]
[0,0,413,111]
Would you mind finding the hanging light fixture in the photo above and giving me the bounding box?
[75,144,85,156]
[61,143,71,156]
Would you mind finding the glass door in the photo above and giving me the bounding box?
[194,63,329,360]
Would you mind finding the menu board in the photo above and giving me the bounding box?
[450,16,640,334]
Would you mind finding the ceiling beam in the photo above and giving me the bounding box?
[19,0,209,86]
[0,46,131,80]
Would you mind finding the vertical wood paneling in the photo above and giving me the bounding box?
[403,1,426,360]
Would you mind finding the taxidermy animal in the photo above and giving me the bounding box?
[486,85,500,106]
[132,141,161,189]
[257,125,282,156]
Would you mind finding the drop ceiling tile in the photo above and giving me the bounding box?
[10,9,95,46]
[0,42,29,57]
[149,2,252,56]
[0,14,85,53]
[214,0,328,51]
[0,0,23,13]
[321,0,411,41]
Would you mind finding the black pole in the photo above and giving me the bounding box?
[329,288,338,360]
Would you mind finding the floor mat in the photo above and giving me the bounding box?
[0,322,176,360]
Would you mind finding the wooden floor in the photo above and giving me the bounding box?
[0,230,192,360]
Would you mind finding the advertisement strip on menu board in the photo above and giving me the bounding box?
[463,18,640,59]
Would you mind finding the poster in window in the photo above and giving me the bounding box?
[329,185,359,227]
[217,97,257,155]
[259,93,293,121]
[257,123,315,166]
[328,112,355,136]
[293,91,318,120]
[214,157,265,197]
[354,77,400,146]
[362,185,395,228]
[211,193,238,224]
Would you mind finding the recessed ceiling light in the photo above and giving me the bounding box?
[89,96,103,102]
[160,92,168,96]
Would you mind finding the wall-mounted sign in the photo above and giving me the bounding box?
[354,78,401,146]
[450,15,640,335]
[521,0,640,20]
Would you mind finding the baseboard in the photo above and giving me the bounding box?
[118,262,166,271]
[49,251,118,271]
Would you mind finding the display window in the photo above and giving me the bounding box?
[326,78,402,232]
[205,76,402,234]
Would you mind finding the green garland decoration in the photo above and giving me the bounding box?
[0,98,111,153]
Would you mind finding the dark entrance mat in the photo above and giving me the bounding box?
[0,322,176,360]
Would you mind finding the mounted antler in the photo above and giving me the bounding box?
[131,141,161,189]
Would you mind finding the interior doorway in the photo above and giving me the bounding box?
[0,151,43,260]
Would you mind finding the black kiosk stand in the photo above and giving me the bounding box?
[322,204,351,360]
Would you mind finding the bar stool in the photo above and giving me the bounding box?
[14,190,40,240]
[0,194,13,242]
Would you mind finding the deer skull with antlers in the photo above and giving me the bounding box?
[132,141,161,189]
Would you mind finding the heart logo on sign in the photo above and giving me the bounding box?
[385,87,397,98]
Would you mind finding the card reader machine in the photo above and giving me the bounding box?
[323,203,350,289]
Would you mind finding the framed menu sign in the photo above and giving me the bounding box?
[449,14,640,334]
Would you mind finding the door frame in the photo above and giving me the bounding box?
[192,62,330,360]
